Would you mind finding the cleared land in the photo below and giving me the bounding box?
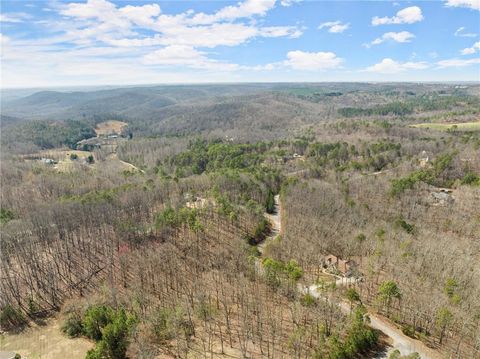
[22,148,96,172]
[95,120,128,136]
[23,148,141,173]
[0,318,93,359]
[410,121,480,131]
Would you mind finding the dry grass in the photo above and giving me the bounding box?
[95,120,128,136]
[22,148,96,173]
[55,150,95,172]
[0,318,93,359]
[22,148,142,173]
[410,121,480,131]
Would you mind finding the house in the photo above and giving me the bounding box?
[419,150,429,168]
[76,137,103,151]
[431,189,454,206]
[324,254,357,277]
[41,157,57,165]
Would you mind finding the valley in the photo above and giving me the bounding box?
[0,83,479,359]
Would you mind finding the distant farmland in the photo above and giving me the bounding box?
[410,121,480,131]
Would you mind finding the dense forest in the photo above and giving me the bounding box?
[0,83,479,359]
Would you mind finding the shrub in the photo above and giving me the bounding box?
[285,259,303,281]
[62,312,84,338]
[150,308,176,341]
[98,309,131,359]
[0,305,26,331]
[253,218,270,243]
[328,308,379,358]
[265,189,275,213]
[82,305,115,340]
[394,218,415,234]
[461,172,480,185]
[355,233,366,243]
[300,293,316,307]
[401,324,416,338]
[79,306,136,359]
[150,307,193,342]
[0,208,15,225]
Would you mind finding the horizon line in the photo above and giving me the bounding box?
[2,80,480,91]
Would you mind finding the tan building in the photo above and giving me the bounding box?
[324,254,357,276]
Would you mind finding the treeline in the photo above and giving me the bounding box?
[162,139,269,176]
[339,102,414,117]
[391,151,479,195]
[338,94,480,118]
[4,119,96,150]
[306,140,402,172]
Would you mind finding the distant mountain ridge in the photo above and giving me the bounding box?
[0,84,275,121]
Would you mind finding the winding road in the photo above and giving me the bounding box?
[259,195,441,359]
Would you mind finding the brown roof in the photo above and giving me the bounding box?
[325,254,356,274]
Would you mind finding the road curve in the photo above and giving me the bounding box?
[261,195,442,359]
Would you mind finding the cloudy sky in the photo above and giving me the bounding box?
[1,0,479,88]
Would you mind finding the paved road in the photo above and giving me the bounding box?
[304,284,440,359]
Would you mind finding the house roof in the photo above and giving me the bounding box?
[325,254,356,274]
[0,352,17,359]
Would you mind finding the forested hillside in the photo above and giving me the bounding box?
[1,83,479,359]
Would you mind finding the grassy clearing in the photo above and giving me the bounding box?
[0,318,93,359]
[55,150,95,172]
[410,121,480,131]
[95,120,128,136]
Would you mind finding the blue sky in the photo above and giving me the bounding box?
[1,0,479,88]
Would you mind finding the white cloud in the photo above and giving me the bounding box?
[189,0,276,25]
[60,0,117,19]
[0,33,10,49]
[142,45,239,71]
[48,0,305,72]
[0,12,32,23]
[284,50,343,70]
[119,4,161,27]
[280,0,302,6]
[318,21,350,33]
[143,45,203,66]
[260,26,303,38]
[437,58,480,67]
[365,58,428,73]
[444,0,480,11]
[56,0,303,48]
[454,26,477,37]
[461,41,480,54]
[367,31,415,47]
[156,23,258,48]
[372,6,424,25]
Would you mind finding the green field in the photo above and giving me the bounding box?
[410,121,480,131]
